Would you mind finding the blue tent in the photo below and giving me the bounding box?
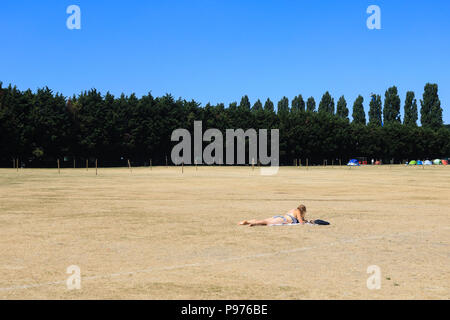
[347,159,360,166]
[417,160,423,165]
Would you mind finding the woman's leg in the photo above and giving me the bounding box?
[239,219,259,225]
[239,216,285,226]
[247,219,269,226]
[249,217,284,226]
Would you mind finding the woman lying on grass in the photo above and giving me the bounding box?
[239,204,313,227]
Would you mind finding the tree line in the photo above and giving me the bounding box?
[0,81,448,167]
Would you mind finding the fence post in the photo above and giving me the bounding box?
[57,159,60,174]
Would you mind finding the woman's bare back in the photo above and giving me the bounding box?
[285,208,303,223]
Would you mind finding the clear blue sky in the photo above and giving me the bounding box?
[1,0,449,124]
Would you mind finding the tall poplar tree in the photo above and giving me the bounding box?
[368,94,382,126]
[403,91,418,126]
[420,83,443,129]
[383,86,401,124]
[352,95,366,124]
[336,96,349,120]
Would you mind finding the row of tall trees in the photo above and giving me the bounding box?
[313,84,443,128]
[0,82,448,167]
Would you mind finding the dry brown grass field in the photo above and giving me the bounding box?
[0,165,449,299]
